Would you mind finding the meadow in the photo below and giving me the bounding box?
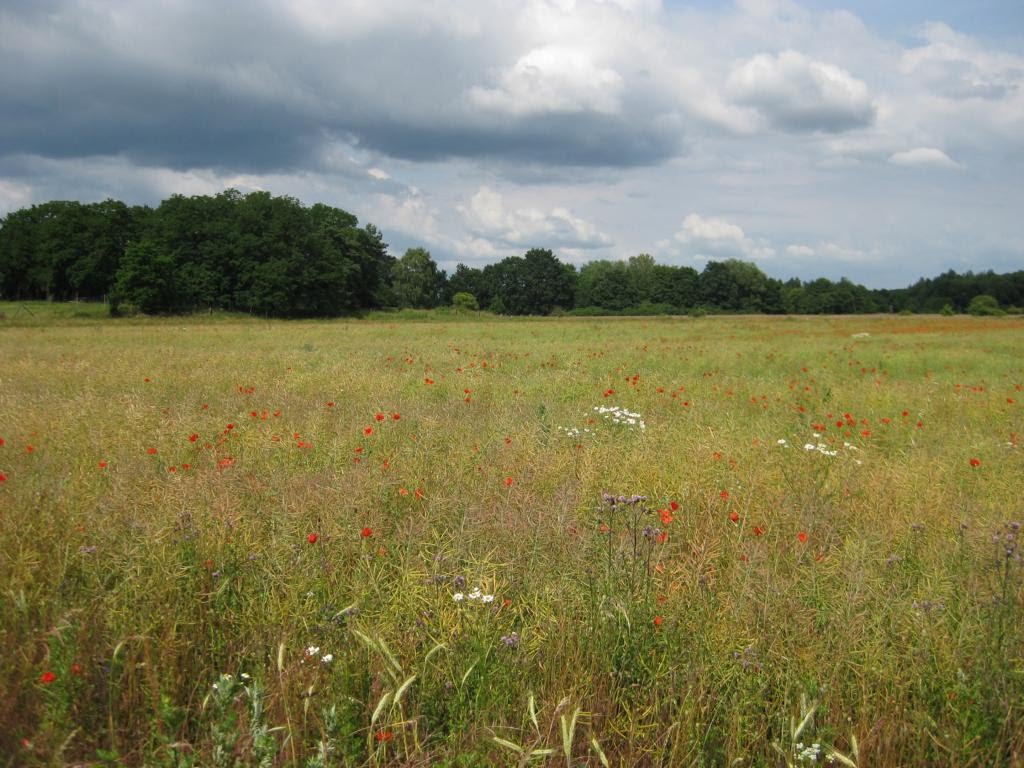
[1,305,1022,767]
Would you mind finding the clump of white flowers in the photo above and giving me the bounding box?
[453,586,494,603]
[794,742,822,763]
[594,405,646,431]
[557,425,594,438]
[793,434,862,464]
[304,646,334,664]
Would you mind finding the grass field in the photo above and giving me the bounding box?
[1,306,1023,766]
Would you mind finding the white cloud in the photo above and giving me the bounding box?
[672,214,775,260]
[786,244,815,257]
[467,46,624,116]
[888,147,960,169]
[0,179,32,214]
[726,50,876,132]
[784,241,879,264]
[459,185,612,248]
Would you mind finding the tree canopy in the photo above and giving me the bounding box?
[2,192,1021,317]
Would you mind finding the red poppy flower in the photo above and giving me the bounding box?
[189,433,199,443]
[326,401,335,408]
[798,531,808,543]
[375,412,385,421]
[424,378,435,385]
[719,490,729,501]
[146,447,157,455]
[504,476,514,487]
[669,501,680,511]
[752,525,764,537]
[376,731,393,743]
[361,527,373,538]
[364,426,373,436]
[0,472,7,483]
[729,511,739,523]
[969,457,981,467]
[415,488,425,499]
[398,487,409,496]
[659,508,674,525]
[97,460,107,469]
[0,436,5,446]
[39,671,56,684]
[307,532,318,544]
[70,663,83,676]
[653,616,663,628]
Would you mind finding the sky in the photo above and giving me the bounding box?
[1,0,1022,288]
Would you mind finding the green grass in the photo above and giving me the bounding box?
[1,311,1023,766]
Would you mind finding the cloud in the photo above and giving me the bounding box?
[785,241,878,264]
[467,46,624,116]
[901,22,1022,101]
[726,50,876,132]
[459,185,612,249]
[888,147,960,169]
[672,214,775,260]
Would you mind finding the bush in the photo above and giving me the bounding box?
[940,303,955,316]
[451,292,479,311]
[967,295,1004,316]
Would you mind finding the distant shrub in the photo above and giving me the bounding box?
[633,302,677,316]
[967,294,1004,316]
[687,306,708,317]
[565,306,607,317]
[940,303,955,316]
[451,292,479,311]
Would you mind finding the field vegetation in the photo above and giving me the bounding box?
[1,307,1022,766]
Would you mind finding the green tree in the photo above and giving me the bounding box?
[391,248,446,308]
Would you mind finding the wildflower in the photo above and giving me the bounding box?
[39,671,56,684]
[375,412,385,421]
[752,525,764,537]
[307,532,319,544]
[481,594,494,603]
[321,654,334,664]
[500,631,520,649]
[189,433,199,443]
[729,511,739,523]
[392,413,401,420]
[146,447,157,455]
[70,663,83,676]
[453,593,465,602]
[364,426,373,436]
[653,616,663,628]
[504,476,514,487]
[376,731,394,743]
[361,526,373,538]
[970,457,981,467]
[798,531,808,543]
[0,472,6,483]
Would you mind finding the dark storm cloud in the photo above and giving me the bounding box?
[349,112,684,167]
[0,0,685,173]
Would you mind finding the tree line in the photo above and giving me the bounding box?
[1,191,1021,317]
